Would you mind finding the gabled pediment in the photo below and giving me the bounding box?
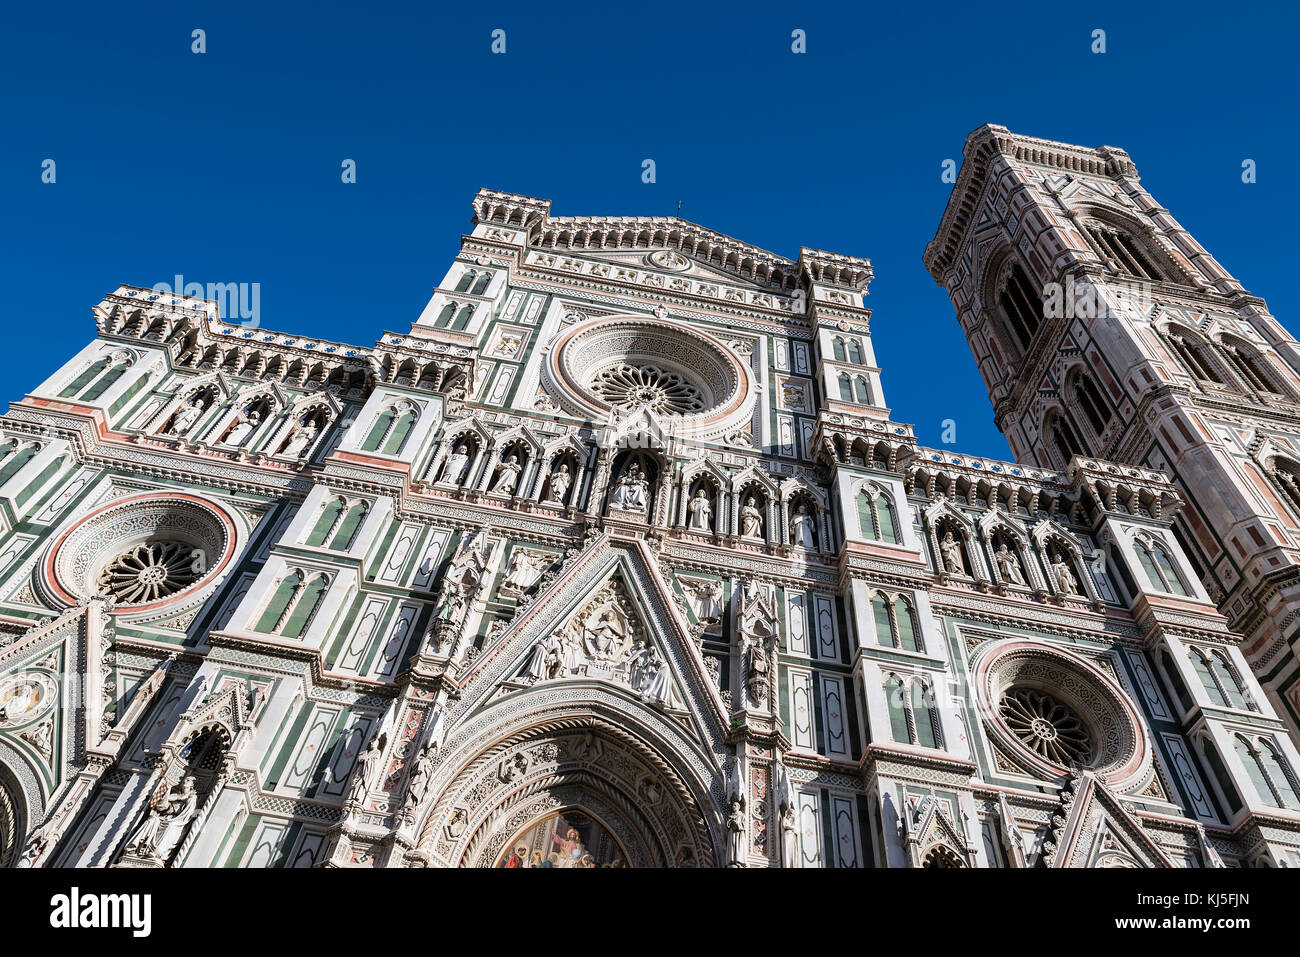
[450,535,728,748]
[1047,771,1173,869]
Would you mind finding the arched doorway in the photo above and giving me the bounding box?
[412,706,723,869]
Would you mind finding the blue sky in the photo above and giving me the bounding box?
[3,2,1297,460]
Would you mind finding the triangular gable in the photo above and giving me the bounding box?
[1048,772,1173,868]
[448,534,728,747]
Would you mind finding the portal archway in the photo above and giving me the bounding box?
[412,694,724,868]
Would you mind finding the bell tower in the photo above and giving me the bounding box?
[924,124,1300,737]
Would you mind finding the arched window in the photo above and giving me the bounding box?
[1157,648,1193,713]
[59,358,109,397]
[471,272,492,296]
[1210,650,1250,711]
[911,680,940,748]
[871,594,922,653]
[1259,741,1300,811]
[832,338,847,362]
[847,340,863,364]
[886,676,911,744]
[1235,736,1279,808]
[1269,459,1300,516]
[854,376,872,404]
[1163,327,1223,384]
[1135,537,1189,595]
[454,270,475,293]
[434,303,457,328]
[255,571,328,638]
[306,497,347,547]
[1190,648,1229,707]
[1048,411,1082,464]
[838,373,853,401]
[1084,224,1165,281]
[362,403,417,456]
[1073,372,1112,437]
[1221,337,1289,397]
[0,443,39,486]
[996,262,1042,352]
[1202,737,1242,815]
[857,486,900,544]
[331,502,368,550]
[452,305,476,332]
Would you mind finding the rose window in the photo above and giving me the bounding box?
[589,363,706,415]
[96,540,203,605]
[998,688,1092,766]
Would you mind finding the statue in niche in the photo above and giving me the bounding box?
[347,732,382,806]
[123,775,198,864]
[687,488,713,531]
[282,421,319,458]
[442,444,471,486]
[994,541,1024,585]
[167,398,206,436]
[222,409,262,447]
[790,503,816,549]
[610,461,649,511]
[726,788,747,866]
[501,548,547,596]
[402,741,435,816]
[1050,552,1078,595]
[689,579,723,625]
[940,530,965,575]
[491,453,523,495]
[547,462,573,504]
[738,579,778,709]
[740,496,764,539]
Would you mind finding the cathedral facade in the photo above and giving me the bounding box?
[1,141,1299,868]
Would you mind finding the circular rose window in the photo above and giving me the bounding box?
[40,492,238,615]
[972,640,1149,786]
[542,317,755,438]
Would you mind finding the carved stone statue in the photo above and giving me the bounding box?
[940,530,965,574]
[491,453,522,495]
[635,645,675,709]
[167,399,205,436]
[442,444,471,485]
[223,410,261,447]
[547,462,573,504]
[726,795,747,866]
[994,542,1024,585]
[1051,554,1078,595]
[347,733,381,805]
[610,461,649,511]
[790,503,815,549]
[124,775,198,864]
[690,579,723,624]
[501,548,546,595]
[282,421,318,458]
[687,488,712,531]
[523,633,561,682]
[402,742,435,815]
[740,496,764,539]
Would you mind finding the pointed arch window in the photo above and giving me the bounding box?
[1048,412,1083,464]
[885,675,942,749]
[854,376,872,404]
[1270,459,1300,516]
[1190,647,1251,710]
[1235,736,1281,808]
[1135,536,1189,596]
[434,303,457,328]
[1085,224,1165,281]
[471,272,492,295]
[1259,741,1300,811]
[1221,337,1290,397]
[454,270,475,293]
[1201,737,1243,815]
[255,570,328,638]
[997,262,1042,352]
[1163,328,1223,385]
[838,372,853,401]
[1073,372,1112,437]
[452,304,476,332]
[832,338,847,362]
[847,340,863,364]
[858,486,900,544]
[1157,647,1193,713]
[59,357,110,398]
[871,593,922,652]
[362,403,417,456]
[0,443,40,487]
